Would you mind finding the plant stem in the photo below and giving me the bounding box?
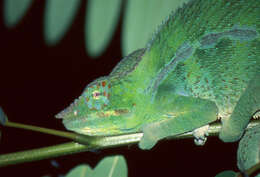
[0,133,143,167]
[5,121,76,139]
[246,161,260,176]
[4,121,96,145]
[0,142,87,167]
[0,120,259,167]
[236,161,260,177]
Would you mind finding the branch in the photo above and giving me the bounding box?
[0,120,259,167]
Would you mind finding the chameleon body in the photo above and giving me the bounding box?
[56,0,260,149]
[237,75,260,175]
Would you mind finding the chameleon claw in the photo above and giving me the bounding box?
[192,125,210,146]
[253,110,260,119]
[138,135,157,150]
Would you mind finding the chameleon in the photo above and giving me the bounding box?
[56,0,260,149]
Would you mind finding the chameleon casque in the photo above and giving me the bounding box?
[56,0,260,149]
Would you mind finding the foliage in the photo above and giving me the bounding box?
[65,155,127,177]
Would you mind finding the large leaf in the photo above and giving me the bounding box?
[122,0,190,55]
[44,0,81,45]
[66,164,93,177]
[85,0,121,57]
[214,170,236,177]
[3,0,33,28]
[92,155,127,177]
[65,155,128,177]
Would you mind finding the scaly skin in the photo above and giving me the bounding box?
[56,0,260,149]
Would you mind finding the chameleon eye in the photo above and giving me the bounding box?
[92,91,101,99]
[84,80,111,110]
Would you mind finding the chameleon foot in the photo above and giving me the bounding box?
[253,110,260,119]
[192,125,209,146]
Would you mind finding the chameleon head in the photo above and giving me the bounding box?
[55,77,138,136]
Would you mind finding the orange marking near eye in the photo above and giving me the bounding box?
[108,84,111,88]
[102,81,106,87]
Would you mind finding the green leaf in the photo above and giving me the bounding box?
[44,0,81,45]
[66,164,93,177]
[122,0,190,55]
[65,155,128,177]
[215,170,236,177]
[92,155,127,177]
[85,0,121,58]
[3,0,33,28]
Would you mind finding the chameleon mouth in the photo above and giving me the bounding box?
[61,114,126,136]
[60,108,132,135]
[55,106,129,119]
[60,108,130,124]
[75,125,123,136]
[95,109,129,117]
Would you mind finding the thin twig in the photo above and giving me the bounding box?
[0,120,259,167]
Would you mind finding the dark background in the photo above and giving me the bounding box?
[0,1,238,176]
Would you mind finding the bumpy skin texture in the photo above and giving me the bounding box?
[237,124,260,176]
[220,72,260,142]
[56,0,260,149]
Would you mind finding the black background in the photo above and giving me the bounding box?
[0,1,238,176]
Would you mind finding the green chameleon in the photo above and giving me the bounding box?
[56,0,260,149]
